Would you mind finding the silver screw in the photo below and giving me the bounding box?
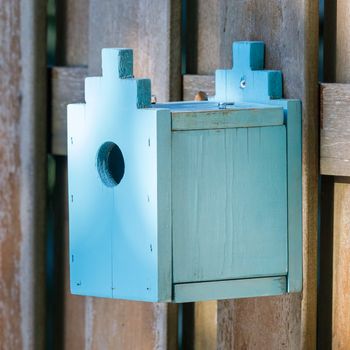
[218,102,235,109]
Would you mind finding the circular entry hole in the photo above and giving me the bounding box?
[97,141,125,187]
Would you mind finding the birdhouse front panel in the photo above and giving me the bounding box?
[67,41,302,303]
[172,125,288,284]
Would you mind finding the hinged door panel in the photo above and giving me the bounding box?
[172,125,288,283]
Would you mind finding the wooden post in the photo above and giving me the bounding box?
[329,1,350,348]
[185,1,319,348]
[0,0,47,348]
[332,179,350,349]
[88,0,181,102]
[56,0,89,66]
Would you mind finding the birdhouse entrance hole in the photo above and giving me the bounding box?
[97,141,125,187]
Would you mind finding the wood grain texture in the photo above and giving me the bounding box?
[88,0,181,102]
[172,127,288,284]
[174,277,286,303]
[54,157,85,350]
[194,302,217,350]
[183,75,215,101]
[0,0,47,348]
[320,83,350,176]
[185,1,319,349]
[336,0,350,83]
[171,105,284,130]
[323,0,337,83]
[217,295,301,349]
[51,67,87,155]
[332,179,350,350]
[328,1,350,349]
[56,0,89,65]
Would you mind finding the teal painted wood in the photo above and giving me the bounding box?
[211,41,282,103]
[172,126,288,283]
[173,276,287,303]
[165,102,284,131]
[270,99,303,292]
[67,41,302,303]
[208,41,302,293]
[68,49,172,302]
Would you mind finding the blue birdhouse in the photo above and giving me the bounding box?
[67,41,302,302]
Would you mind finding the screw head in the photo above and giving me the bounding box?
[218,102,235,109]
[151,95,157,104]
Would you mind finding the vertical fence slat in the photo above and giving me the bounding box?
[56,0,89,66]
[0,0,47,349]
[53,2,90,348]
[186,1,319,348]
[53,157,86,350]
[330,1,350,348]
[332,179,350,349]
[336,0,350,83]
[194,302,217,350]
[88,0,181,102]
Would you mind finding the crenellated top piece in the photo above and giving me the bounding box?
[102,48,134,78]
[84,48,151,109]
[212,41,283,103]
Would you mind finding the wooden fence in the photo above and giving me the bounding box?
[0,0,324,349]
[319,1,350,349]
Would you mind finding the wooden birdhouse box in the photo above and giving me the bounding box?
[67,41,302,303]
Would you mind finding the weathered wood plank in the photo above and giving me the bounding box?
[183,75,215,101]
[217,295,301,349]
[336,0,350,83]
[323,0,337,83]
[56,0,89,65]
[320,83,350,176]
[54,157,85,350]
[51,67,87,155]
[88,0,181,102]
[175,277,287,303]
[332,178,350,349]
[327,1,350,349]
[171,107,284,130]
[185,1,319,349]
[0,0,47,348]
[194,302,217,350]
[53,2,89,346]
